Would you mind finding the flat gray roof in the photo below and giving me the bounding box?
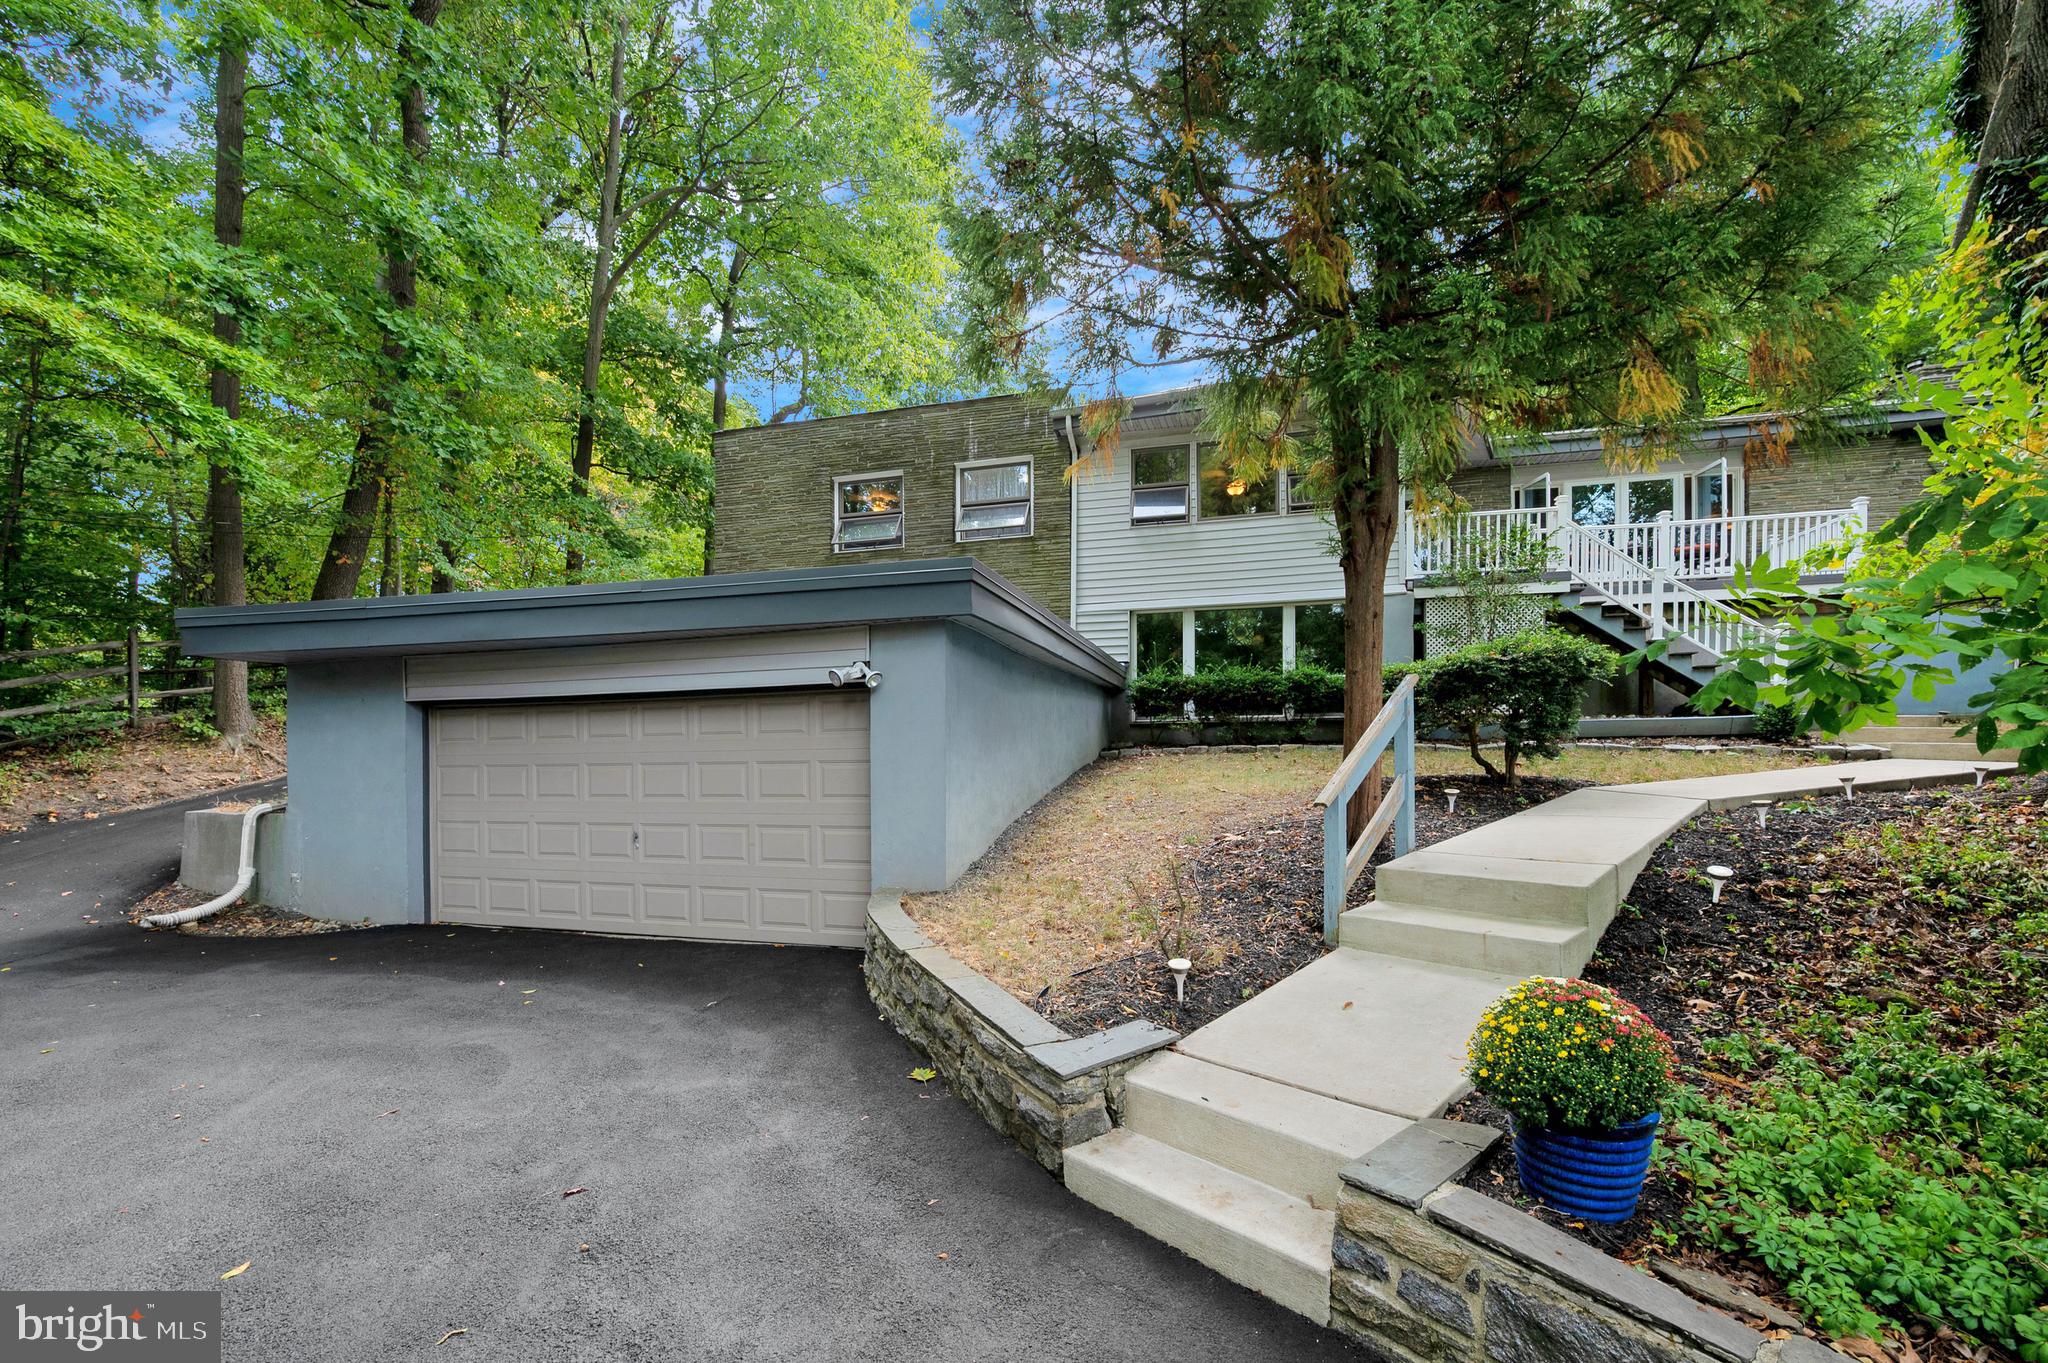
[176,559,1125,689]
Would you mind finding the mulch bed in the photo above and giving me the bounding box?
[127,883,349,937]
[1446,774,2046,1360]
[1042,774,1585,1034]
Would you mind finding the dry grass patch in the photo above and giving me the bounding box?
[909,742,1833,1004]
[0,717,284,832]
[907,748,1332,996]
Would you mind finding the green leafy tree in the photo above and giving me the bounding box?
[1693,216,2048,768]
[1397,629,1618,786]
[936,0,1939,830]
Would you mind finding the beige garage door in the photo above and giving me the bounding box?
[430,692,871,945]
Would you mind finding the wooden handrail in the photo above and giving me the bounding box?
[1315,674,1418,807]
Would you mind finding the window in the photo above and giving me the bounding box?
[1198,444,1277,518]
[1133,612,1185,674]
[1294,603,1344,670]
[1286,466,1322,513]
[1132,447,1191,523]
[1194,607,1282,669]
[1512,475,1553,511]
[834,472,904,551]
[956,458,1032,541]
[1570,481,1618,527]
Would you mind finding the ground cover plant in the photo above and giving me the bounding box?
[1457,777,2048,1363]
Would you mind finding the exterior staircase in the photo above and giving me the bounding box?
[1063,761,2010,1327]
[1555,592,1720,694]
[1839,713,2020,762]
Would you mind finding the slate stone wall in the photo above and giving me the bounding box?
[711,393,1074,618]
[1329,1134,1798,1363]
[863,893,1175,1175]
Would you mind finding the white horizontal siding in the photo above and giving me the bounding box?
[1071,447,1404,664]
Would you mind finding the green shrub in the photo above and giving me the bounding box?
[1667,1012,2048,1358]
[1752,702,1805,744]
[1394,627,1618,786]
[1127,662,1350,721]
[1466,977,1675,1131]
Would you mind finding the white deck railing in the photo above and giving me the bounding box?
[1406,499,1867,585]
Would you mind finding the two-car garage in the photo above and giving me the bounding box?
[429,692,872,946]
[174,560,1122,938]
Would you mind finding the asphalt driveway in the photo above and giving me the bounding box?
[0,787,1359,1362]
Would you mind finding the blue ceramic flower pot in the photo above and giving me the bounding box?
[1512,1112,1660,1222]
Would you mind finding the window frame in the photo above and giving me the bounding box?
[954,455,1035,543]
[1285,465,1322,514]
[832,469,906,553]
[1127,601,1344,677]
[1130,444,1193,525]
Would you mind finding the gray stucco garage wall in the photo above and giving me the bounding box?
[285,659,427,924]
[867,622,1109,889]
[178,561,1124,929]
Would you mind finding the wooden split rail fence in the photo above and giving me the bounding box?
[0,632,251,739]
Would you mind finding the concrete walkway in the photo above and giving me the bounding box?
[1065,757,2015,1325]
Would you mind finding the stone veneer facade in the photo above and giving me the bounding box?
[1333,1122,1845,1363]
[711,393,1074,618]
[862,893,1174,1175]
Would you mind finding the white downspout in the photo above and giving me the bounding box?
[142,801,285,929]
[1061,409,1082,628]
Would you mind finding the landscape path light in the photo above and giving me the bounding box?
[1837,772,1856,801]
[1168,957,1191,1004]
[1706,865,1734,905]
[1974,763,1991,788]
[1750,798,1772,830]
[1444,787,1461,816]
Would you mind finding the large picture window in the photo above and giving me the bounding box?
[1197,444,1277,518]
[956,458,1032,541]
[834,472,904,551]
[1133,612,1185,674]
[1193,607,1282,669]
[1294,603,1344,670]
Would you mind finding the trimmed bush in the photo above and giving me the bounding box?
[1127,661,1349,721]
[1751,701,1805,744]
[1395,627,1618,786]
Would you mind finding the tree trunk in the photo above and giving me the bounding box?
[312,0,444,600]
[1332,409,1404,841]
[378,479,399,596]
[710,247,748,431]
[208,33,254,743]
[565,16,629,582]
[1,341,38,651]
[1955,0,2046,246]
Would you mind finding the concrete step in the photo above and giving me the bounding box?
[1846,714,1968,731]
[1175,950,1512,1120]
[1858,739,2016,761]
[1123,1051,1408,1209]
[1374,848,1617,924]
[1065,1128,1333,1324]
[1338,901,1595,977]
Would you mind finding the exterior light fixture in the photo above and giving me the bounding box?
[1837,772,1855,801]
[1974,763,1991,788]
[1225,478,1248,497]
[1445,787,1461,815]
[1706,865,1734,904]
[1168,957,1191,1003]
[826,661,882,690]
[1750,798,1771,829]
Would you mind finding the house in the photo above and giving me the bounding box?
[174,561,1123,941]
[711,385,1945,712]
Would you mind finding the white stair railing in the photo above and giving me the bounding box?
[1551,520,1779,662]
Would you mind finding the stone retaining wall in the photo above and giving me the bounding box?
[863,891,1175,1175]
[1332,1122,1840,1363]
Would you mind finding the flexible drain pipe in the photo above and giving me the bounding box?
[142,800,284,929]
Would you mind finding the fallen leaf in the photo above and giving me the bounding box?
[1342,1001,1354,1010]
[908,1067,937,1083]
[935,1253,949,1261]
[376,1109,400,1119]
[435,1328,467,1345]
[578,1243,590,1253]
[220,1261,250,1280]
[562,1187,587,1198]
[521,989,537,995]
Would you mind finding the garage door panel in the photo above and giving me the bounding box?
[432,693,869,945]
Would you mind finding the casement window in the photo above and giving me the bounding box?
[1197,444,1277,518]
[1131,447,1192,523]
[955,457,1033,541]
[834,472,904,551]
